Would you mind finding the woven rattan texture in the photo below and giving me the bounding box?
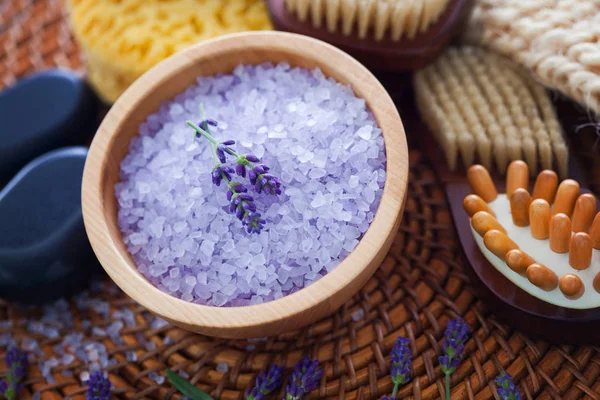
[2,1,600,399]
[464,0,600,116]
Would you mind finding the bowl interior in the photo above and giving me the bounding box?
[83,32,408,338]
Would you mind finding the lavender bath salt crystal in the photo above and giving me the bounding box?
[116,63,386,306]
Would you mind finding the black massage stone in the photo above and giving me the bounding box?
[0,69,98,182]
[0,147,98,304]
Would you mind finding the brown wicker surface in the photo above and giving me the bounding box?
[2,1,600,399]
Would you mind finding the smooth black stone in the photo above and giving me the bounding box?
[0,147,98,304]
[0,69,98,182]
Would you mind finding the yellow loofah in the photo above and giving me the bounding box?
[414,47,568,177]
[67,0,273,103]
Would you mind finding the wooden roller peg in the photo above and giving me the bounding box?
[463,194,495,217]
[532,170,558,204]
[526,263,558,291]
[467,165,497,202]
[506,160,529,197]
[552,179,580,216]
[572,194,597,233]
[529,199,551,239]
[569,232,592,270]
[505,249,535,274]
[549,213,571,253]
[471,211,506,237]
[591,212,600,249]
[594,272,600,294]
[559,274,584,298]
[484,229,519,261]
[510,188,531,227]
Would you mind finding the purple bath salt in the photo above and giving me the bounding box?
[116,63,386,307]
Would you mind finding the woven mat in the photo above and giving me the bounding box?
[2,1,600,399]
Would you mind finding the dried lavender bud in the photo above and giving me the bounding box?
[235,154,260,178]
[85,371,112,400]
[495,373,521,400]
[1,346,28,400]
[246,364,283,400]
[227,184,264,234]
[212,165,234,186]
[255,173,282,196]
[382,396,395,400]
[248,165,268,185]
[285,357,323,400]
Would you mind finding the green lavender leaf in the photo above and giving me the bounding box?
[166,370,213,400]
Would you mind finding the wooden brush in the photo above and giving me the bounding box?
[284,0,451,41]
[414,47,569,177]
[464,163,600,300]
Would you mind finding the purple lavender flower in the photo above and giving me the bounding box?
[199,119,218,130]
[212,164,234,186]
[285,357,323,400]
[384,337,412,400]
[390,337,412,386]
[246,364,283,400]
[216,140,236,164]
[495,372,521,400]
[381,396,394,400]
[247,163,281,196]
[227,183,265,234]
[439,318,470,400]
[85,371,112,400]
[1,346,28,400]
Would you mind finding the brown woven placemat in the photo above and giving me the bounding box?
[2,1,600,399]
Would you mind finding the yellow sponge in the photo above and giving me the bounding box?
[67,0,273,103]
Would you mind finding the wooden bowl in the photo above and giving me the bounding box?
[82,32,408,338]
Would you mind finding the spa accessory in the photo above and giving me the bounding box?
[0,147,97,304]
[414,47,568,176]
[267,0,474,70]
[67,0,273,103]
[82,32,408,338]
[465,0,600,115]
[446,161,600,343]
[0,69,97,182]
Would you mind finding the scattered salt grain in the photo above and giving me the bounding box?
[216,362,229,373]
[116,63,386,307]
[351,308,365,322]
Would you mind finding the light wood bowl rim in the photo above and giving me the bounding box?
[82,31,408,338]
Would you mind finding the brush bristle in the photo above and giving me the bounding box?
[285,0,450,40]
[414,47,569,176]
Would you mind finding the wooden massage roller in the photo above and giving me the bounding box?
[464,161,600,299]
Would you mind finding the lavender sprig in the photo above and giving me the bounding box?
[187,120,282,197]
[495,372,521,400]
[246,364,283,400]
[388,337,412,399]
[285,357,323,400]
[438,318,470,400]
[187,118,281,234]
[0,346,28,400]
[85,371,112,400]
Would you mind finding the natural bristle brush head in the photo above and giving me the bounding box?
[463,163,600,308]
[284,0,451,40]
[268,0,475,70]
[414,47,569,177]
